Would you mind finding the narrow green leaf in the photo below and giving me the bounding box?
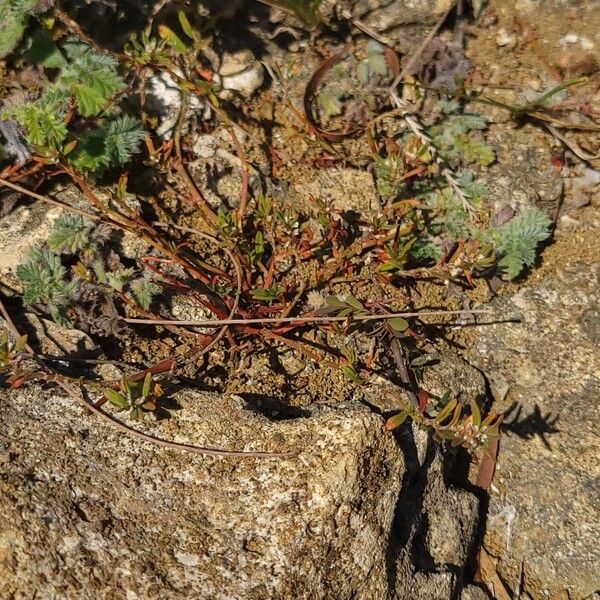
[142,372,152,398]
[384,411,408,431]
[105,389,129,410]
[435,397,458,424]
[158,25,187,54]
[178,11,199,41]
[470,400,482,427]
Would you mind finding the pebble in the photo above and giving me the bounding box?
[496,28,516,47]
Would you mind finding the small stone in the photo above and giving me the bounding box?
[174,552,199,567]
[215,50,263,99]
[192,134,219,159]
[580,37,594,51]
[144,71,212,139]
[560,32,579,44]
[496,28,516,47]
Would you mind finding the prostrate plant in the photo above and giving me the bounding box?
[2,41,145,172]
[371,100,552,281]
[104,372,163,421]
[384,394,502,452]
[489,207,553,280]
[17,215,161,332]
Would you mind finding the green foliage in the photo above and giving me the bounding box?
[71,115,146,172]
[17,216,159,328]
[0,330,28,373]
[317,90,343,121]
[16,247,76,325]
[24,29,66,67]
[428,112,495,166]
[384,395,502,452]
[2,39,143,172]
[317,294,368,317]
[47,215,96,254]
[357,40,388,85]
[493,207,553,279]
[56,43,124,117]
[104,372,163,420]
[130,277,161,310]
[5,89,70,150]
[0,0,38,58]
[250,283,283,302]
[373,153,404,200]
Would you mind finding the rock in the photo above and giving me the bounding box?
[189,145,261,210]
[417,352,487,405]
[460,585,490,600]
[0,381,483,598]
[0,387,402,598]
[329,0,456,31]
[144,71,212,139]
[16,314,97,358]
[481,122,563,218]
[200,47,263,100]
[291,168,379,215]
[467,262,600,599]
[192,133,220,159]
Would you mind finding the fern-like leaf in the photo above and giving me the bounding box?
[5,89,70,150]
[16,247,76,307]
[47,215,96,254]
[71,115,145,172]
[57,44,124,117]
[496,207,552,279]
[0,0,37,58]
[129,278,161,310]
[104,115,146,165]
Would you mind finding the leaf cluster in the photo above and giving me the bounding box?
[384,394,502,452]
[16,215,161,330]
[2,42,144,173]
[104,372,163,421]
[0,0,38,58]
[0,330,28,373]
[427,103,495,166]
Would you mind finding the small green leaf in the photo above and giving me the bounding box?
[344,296,364,311]
[470,400,482,427]
[142,372,152,398]
[435,397,458,424]
[14,335,28,353]
[317,90,342,120]
[105,389,129,410]
[158,25,187,54]
[388,317,409,332]
[178,11,200,42]
[129,407,143,421]
[384,411,408,431]
[25,30,66,68]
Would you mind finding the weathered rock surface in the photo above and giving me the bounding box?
[0,382,483,599]
[0,388,402,599]
[327,0,456,30]
[467,262,600,600]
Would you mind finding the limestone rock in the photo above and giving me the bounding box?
[0,381,484,598]
[467,262,600,599]
[0,387,404,599]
